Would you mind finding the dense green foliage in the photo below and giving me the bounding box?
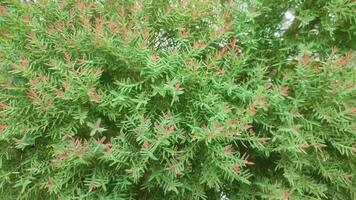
[0,0,355,199]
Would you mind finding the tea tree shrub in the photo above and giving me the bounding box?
[0,0,355,199]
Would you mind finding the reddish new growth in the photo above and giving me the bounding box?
[279,86,289,96]
[216,66,225,75]
[92,68,102,77]
[55,88,64,97]
[292,124,302,132]
[28,31,36,40]
[301,55,311,65]
[164,125,175,133]
[204,54,211,65]
[0,6,8,16]
[348,107,356,115]
[69,138,82,147]
[188,60,199,70]
[0,124,7,133]
[59,0,66,10]
[206,131,214,141]
[153,121,160,130]
[215,122,223,130]
[55,22,66,32]
[69,8,75,17]
[229,38,239,52]
[77,0,85,11]
[108,20,117,33]
[140,27,150,41]
[60,138,92,159]
[284,190,291,199]
[232,164,240,174]
[10,63,17,70]
[142,141,153,150]
[194,40,206,49]
[216,47,228,60]
[95,17,104,36]
[256,96,266,106]
[343,175,353,182]
[83,17,91,29]
[131,2,142,13]
[337,52,353,66]
[168,163,181,177]
[89,88,101,103]
[20,57,29,67]
[63,52,72,64]
[62,133,72,140]
[29,77,39,86]
[72,68,78,76]
[0,103,7,109]
[118,6,125,18]
[166,4,173,13]
[96,136,112,152]
[181,29,189,38]
[93,119,102,131]
[96,137,105,144]
[23,15,30,24]
[46,177,56,190]
[175,82,183,91]
[88,183,97,192]
[27,88,38,102]
[224,145,234,154]
[229,119,237,126]
[62,81,70,90]
[150,54,159,62]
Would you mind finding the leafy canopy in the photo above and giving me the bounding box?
[0,0,355,199]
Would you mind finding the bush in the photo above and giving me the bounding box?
[0,0,355,199]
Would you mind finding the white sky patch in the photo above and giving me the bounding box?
[221,192,229,200]
[282,10,296,30]
[274,9,296,37]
